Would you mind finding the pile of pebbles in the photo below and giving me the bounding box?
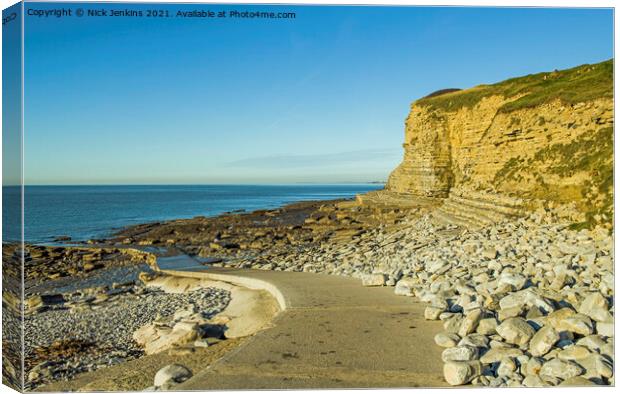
[25,284,230,390]
[391,212,613,386]
[236,206,614,387]
[363,210,613,387]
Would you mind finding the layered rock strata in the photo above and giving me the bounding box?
[385,60,613,229]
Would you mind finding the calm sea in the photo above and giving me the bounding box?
[2,184,383,244]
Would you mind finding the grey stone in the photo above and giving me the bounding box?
[424,306,444,320]
[575,335,607,352]
[529,325,559,357]
[556,314,594,336]
[522,374,547,387]
[476,318,498,335]
[595,321,613,337]
[443,361,482,386]
[499,291,528,311]
[393,278,417,296]
[361,273,386,287]
[443,314,463,333]
[546,308,576,329]
[578,292,612,322]
[458,308,482,336]
[434,332,460,348]
[525,357,543,375]
[576,354,613,379]
[441,345,478,362]
[557,345,591,361]
[498,272,527,290]
[539,359,584,380]
[458,333,489,349]
[497,357,517,376]
[153,364,192,387]
[496,317,535,346]
[498,306,524,321]
[480,347,524,364]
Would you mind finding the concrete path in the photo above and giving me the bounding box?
[160,259,446,389]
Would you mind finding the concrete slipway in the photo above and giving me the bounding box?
[161,263,446,389]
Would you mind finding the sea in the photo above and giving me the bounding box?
[2,184,383,244]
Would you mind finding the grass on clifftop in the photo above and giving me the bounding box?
[416,59,613,113]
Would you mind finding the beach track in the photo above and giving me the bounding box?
[162,262,446,389]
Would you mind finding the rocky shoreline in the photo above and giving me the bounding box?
[25,283,230,389]
[109,197,614,387]
[2,244,233,391]
[4,193,615,389]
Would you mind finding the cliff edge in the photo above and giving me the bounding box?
[384,60,613,229]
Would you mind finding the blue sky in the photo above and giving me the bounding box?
[2,2,22,186]
[18,3,613,185]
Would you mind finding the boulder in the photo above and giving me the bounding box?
[578,292,612,322]
[575,335,607,352]
[498,306,524,321]
[556,314,594,336]
[458,308,482,337]
[499,289,553,314]
[557,345,591,361]
[153,364,192,387]
[434,332,460,348]
[442,314,463,333]
[545,308,576,329]
[137,321,203,355]
[497,357,517,376]
[27,361,53,382]
[525,357,543,375]
[132,323,159,347]
[443,361,482,386]
[482,248,498,260]
[496,317,535,346]
[193,339,210,348]
[498,272,527,291]
[25,296,45,312]
[361,273,386,287]
[595,321,614,337]
[499,291,528,311]
[25,294,65,313]
[441,345,478,362]
[458,334,489,349]
[576,353,613,379]
[529,325,559,357]
[522,374,547,387]
[539,359,584,380]
[394,278,417,296]
[424,306,444,320]
[476,318,498,335]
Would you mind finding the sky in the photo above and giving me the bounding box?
[12,3,615,185]
[2,2,22,186]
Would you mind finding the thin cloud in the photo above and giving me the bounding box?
[226,149,401,169]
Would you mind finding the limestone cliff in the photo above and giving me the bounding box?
[385,60,613,228]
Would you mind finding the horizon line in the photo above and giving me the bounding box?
[3,181,387,187]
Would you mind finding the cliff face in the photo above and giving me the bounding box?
[386,60,613,228]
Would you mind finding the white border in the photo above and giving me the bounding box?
[0,2,617,394]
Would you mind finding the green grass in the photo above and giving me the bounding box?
[493,127,613,229]
[416,59,613,113]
